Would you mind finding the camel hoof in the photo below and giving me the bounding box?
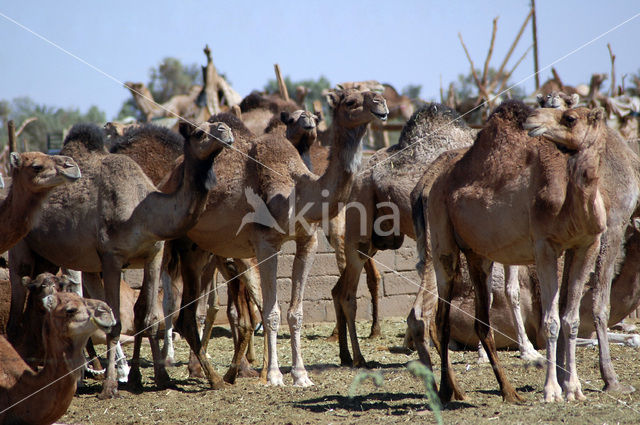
[97,379,119,400]
[504,391,525,403]
[604,382,636,394]
[238,367,259,378]
[339,355,353,367]
[326,334,339,342]
[352,356,369,369]
[368,327,381,339]
[127,367,142,390]
[223,367,238,384]
[266,370,285,386]
[155,369,173,389]
[520,351,545,369]
[189,368,206,379]
[210,378,226,390]
[164,356,175,367]
[293,375,315,387]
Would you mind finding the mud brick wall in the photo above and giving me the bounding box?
[121,231,421,325]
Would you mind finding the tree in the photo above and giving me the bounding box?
[0,96,105,152]
[148,57,202,104]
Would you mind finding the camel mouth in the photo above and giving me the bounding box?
[523,122,546,137]
[373,112,388,121]
[62,167,82,181]
[215,133,234,146]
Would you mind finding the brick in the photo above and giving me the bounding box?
[395,246,418,272]
[379,294,415,318]
[309,252,340,277]
[276,254,295,278]
[281,240,296,255]
[383,270,421,296]
[303,275,336,301]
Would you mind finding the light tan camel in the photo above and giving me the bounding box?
[7,120,233,399]
[0,291,115,425]
[164,89,388,387]
[426,100,608,403]
[125,81,202,122]
[239,92,301,136]
[331,103,475,367]
[0,152,80,254]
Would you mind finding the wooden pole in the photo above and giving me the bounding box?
[490,9,533,93]
[7,120,16,153]
[531,0,540,90]
[482,17,498,88]
[607,43,616,97]
[274,64,289,101]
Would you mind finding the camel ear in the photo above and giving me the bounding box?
[42,294,58,313]
[21,276,34,290]
[179,120,196,139]
[59,275,72,291]
[569,93,580,108]
[326,91,341,109]
[280,111,290,124]
[633,217,640,232]
[536,93,544,107]
[312,114,320,125]
[589,107,605,123]
[9,152,21,169]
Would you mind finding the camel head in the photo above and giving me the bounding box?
[10,152,81,193]
[43,292,115,347]
[281,110,319,142]
[536,91,580,110]
[325,89,389,129]
[179,120,234,160]
[524,106,606,151]
[22,273,70,307]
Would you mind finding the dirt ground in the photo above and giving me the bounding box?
[60,319,640,425]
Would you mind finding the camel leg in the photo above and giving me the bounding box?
[535,241,563,403]
[200,257,219,355]
[591,230,632,392]
[466,252,523,403]
[223,277,255,383]
[364,258,381,338]
[288,232,317,387]
[406,257,437,372]
[331,247,368,367]
[254,240,283,386]
[175,242,225,389]
[161,269,177,366]
[99,256,123,399]
[503,264,544,365]
[7,241,37,342]
[560,244,599,401]
[327,212,346,342]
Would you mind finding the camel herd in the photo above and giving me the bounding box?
[1,80,640,424]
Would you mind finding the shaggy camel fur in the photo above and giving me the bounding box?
[164,89,388,388]
[0,291,115,425]
[427,100,607,403]
[239,92,301,136]
[7,120,233,399]
[331,103,475,367]
[0,152,80,254]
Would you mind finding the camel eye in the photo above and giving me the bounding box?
[32,165,43,172]
[65,307,78,316]
[345,100,356,107]
[563,114,577,126]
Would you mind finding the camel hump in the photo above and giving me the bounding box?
[398,102,467,147]
[110,123,184,155]
[64,123,106,152]
[487,99,533,129]
[208,112,255,139]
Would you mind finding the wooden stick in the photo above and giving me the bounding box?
[203,44,220,115]
[531,0,540,90]
[495,9,532,84]
[439,75,444,103]
[7,120,16,153]
[551,67,564,88]
[15,117,37,138]
[607,43,616,97]
[482,17,498,88]
[458,32,489,100]
[498,45,533,94]
[274,64,289,102]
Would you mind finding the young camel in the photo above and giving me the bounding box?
[0,152,80,254]
[164,89,388,387]
[7,120,233,399]
[0,291,115,425]
[331,103,475,367]
[427,100,607,403]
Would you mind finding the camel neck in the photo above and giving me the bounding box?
[0,182,48,252]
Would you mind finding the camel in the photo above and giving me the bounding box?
[0,152,80,254]
[537,91,580,110]
[0,291,115,425]
[7,119,233,399]
[162,88,388,388]
[425,100,609,403]
[108,122,263,380]
[239,92,301,136]
[331,103,476,367]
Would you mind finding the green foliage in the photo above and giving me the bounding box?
[450,67,526,101]
[264,75,332,111]
[116,98,144,121]
[0,96,106,152]
[348,371,384,398]
[407,361,443,425]
[402,84,423,102]
[148,57,202,104]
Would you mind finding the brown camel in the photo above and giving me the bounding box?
[163,88,388,387]
[239,92,301,136]
[0,291,115,425]
[7,120,233,399]
[0,152,80,254]
[108,122,262,380]
[331,103,476,367]
[425,100,608,403]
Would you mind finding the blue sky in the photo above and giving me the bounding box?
[1,1,638,120]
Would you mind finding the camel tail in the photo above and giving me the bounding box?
[411,191,427,276]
